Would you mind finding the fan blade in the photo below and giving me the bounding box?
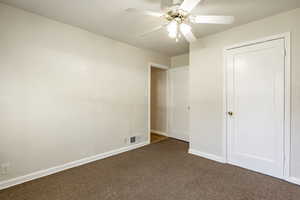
[190,15,235,24]
[161,0,183,10]
[179,0,203,12]
[125,8,164,17]
[180,25,197,43]
[139,24,167,37]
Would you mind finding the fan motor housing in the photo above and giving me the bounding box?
[165,9,189,23]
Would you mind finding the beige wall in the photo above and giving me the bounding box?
[0,3,170,182]
[171,53,189,68]
[151,68,168,133]
[190,8,300,179]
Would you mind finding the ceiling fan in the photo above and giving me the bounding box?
[126,0,234,43]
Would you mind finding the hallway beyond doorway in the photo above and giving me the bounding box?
[151,133,167,144]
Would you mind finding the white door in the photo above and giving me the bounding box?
[168,67,189,142]
[226,39,285,178]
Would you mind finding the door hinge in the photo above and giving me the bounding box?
[284,48,287,57]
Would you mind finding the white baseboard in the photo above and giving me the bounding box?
[168,133,189,142]
[189,149,300,186]
[286,177,300,186]
[189,149,226,163]
[0,141,149,190]
[151,129,168,136]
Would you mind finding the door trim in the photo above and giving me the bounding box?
[222,33,291,180]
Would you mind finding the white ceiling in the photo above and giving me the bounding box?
[1,0,300,56]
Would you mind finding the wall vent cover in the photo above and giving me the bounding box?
[130,136,136,144]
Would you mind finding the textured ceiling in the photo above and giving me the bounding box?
[1,0,300,56]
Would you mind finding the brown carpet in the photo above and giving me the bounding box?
[1,139,300,200]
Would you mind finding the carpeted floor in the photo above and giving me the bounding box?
[1,139,300,200]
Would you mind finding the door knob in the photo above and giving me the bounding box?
[228,111,233,116]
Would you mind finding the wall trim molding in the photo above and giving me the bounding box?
[286,177,300,186]
[189,149,226,163]
[0,141,149,190]
[168,132,189,142]
[151,129,168,137]
[188,150,300,186]
[149,62,169,70]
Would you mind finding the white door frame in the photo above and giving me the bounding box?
[222,33,291,180]
[148,63,169,144]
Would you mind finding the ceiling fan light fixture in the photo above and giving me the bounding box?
[180,23,192,34]
[126,0,234,43]
[168,31,177,38]
[167,20,178,38]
